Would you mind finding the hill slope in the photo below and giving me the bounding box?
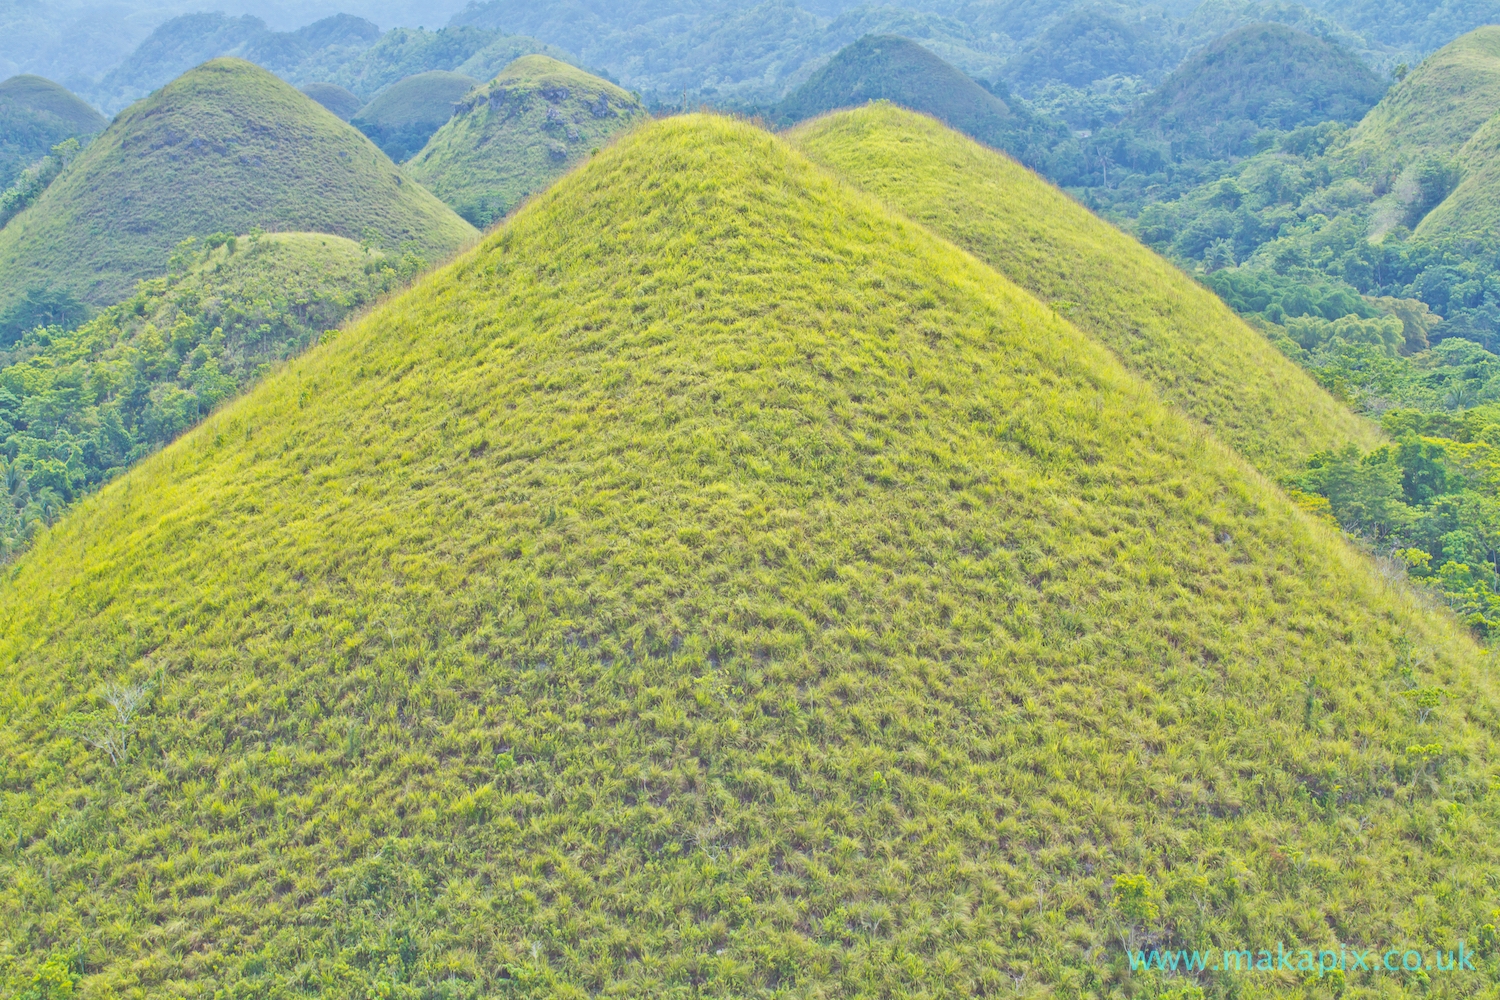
[351,70,480,162]
[1417,110,1500,240]
[300,82,361,121]
[1346,25,1500,165]
[1125,23,1385,159]
[789,103,1379,477]
[0,59,475,314]
[774,35,1010,144]
[0,75,105,189]
[406,55,644,228]
[0,113,1491,1000]
[0,231,415,554]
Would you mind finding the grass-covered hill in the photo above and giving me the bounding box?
[406,55,644,228]
[774,35,1010,144]
[1124,23,1386,160]
[0,58,476,315]
[1346,25,1500,166]
[300,82,361,121]
[1,112,1494,1000]
[1417,110,1500,240]
[0,75,105,189]
[790,102,1379,477]
[0,230,419,556]
[350,70,480,162]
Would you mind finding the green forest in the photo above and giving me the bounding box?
[3,0,1500,996]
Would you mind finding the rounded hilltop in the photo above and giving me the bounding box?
[0,75,107,188]
[406,54,645,228]
[0,57,475,312]
[350,70,481,161]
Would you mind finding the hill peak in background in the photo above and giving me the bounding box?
[1126,22,1386,158]
[300,81,362,120]
[0,75,105,189]
[775,36,1010,146]
[350,69,479,161]
[407,54,644,228]
[0,57,474,313]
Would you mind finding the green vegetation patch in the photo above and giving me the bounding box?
[774,35,1011,144]
[0,230,417,557]
[300,82,362,121]
[406,55,644,228]
[1125,23,1386,160]
[789,102,1379,477]
[0,113,1489,1000]
[351,70,480,162]
[0,75,105,190]
[0,58,475,314]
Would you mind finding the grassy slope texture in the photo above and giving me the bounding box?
[0,114,1494,1000]
[1124,23,1386,159]
[790,103,1379,477]
[350,71,480,163]
[1345,25,1500,166]
[300,82,362,122]
[406,55,645,229]
[774,35,1010,144]
[0,59,475,314]
[1417,110,1500,240]
[0,75,106,189]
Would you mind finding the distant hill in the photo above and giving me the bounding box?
[407,55,644,227]
[0,113,1488,1000]
[0,75,105,189]
[789,102,1379,477]
[351,70,479,162]
[1340,26,1500,236]
[1003,6,1175,91]
[1347,25,1500,164]
[1126,23,1386,158]
[83,15,564,115]
[300,81,361,120]
[1416,110,1500,240]
[774,36,1010,147]
[0,58,475,313]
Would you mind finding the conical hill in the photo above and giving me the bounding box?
[0,75,107,188]
[1345,26,1500,165]
[350,70,481,162]
[0,115,1491,999]
[0,58,476,313]
[406,54,645,228]
[774,35,1011,144]
[789,102,1380,476]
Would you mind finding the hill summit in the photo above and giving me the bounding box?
[0,114,1489,1000]
[789,102,1379,477]
[0,75,106,189]
[0,58,475,313]
[406,55,645,228]
[774,35,1011,146]
[350,70,481,162]
[1125,23,1386,158]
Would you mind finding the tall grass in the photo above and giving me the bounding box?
[0,115,1491,1000]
